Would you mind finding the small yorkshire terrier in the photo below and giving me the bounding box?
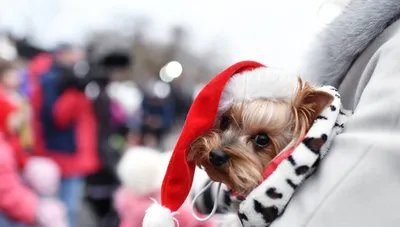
[187,74,333,196]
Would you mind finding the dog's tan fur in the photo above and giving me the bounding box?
[187,78,333,196]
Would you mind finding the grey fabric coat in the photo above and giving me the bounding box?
[271,0,400,226]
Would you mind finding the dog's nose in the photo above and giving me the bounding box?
[209,149,230,166]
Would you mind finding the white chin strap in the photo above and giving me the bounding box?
[190,181,222,222]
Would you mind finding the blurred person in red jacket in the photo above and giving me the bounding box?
[0,59,68,227]
[30,44,100,227]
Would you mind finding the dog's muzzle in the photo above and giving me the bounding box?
[209,149,230,166]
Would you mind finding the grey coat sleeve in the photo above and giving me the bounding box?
[270,24,400,227]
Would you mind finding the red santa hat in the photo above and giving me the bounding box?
[143,60,299,226]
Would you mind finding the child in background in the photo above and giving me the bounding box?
[23,157,68,227]
[114,147,216,227]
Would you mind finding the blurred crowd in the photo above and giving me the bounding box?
[0,41,207,227]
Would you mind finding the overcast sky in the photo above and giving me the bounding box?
[0,0,333,70]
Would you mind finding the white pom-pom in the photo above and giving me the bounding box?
[142,199,178,227]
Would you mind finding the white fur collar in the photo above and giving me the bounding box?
[299,0,400,87]
[237,86,352,227]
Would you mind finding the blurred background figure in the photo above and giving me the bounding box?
[0,58,69,227]
[107,80,143,148]
[30,44,100,227]
[23,157,69,227]
[83,37,133,227]
[114,146,217,227]
[141,78,174,148]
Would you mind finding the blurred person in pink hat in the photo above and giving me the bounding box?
[23,157,69,227]
[113,146,216,227]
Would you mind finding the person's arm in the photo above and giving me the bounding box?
[49,89,100,175]
[0,138,38,224]
[52,88,81,128]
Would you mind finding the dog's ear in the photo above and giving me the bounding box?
[290,79,334,144]
[301,90,333,116]
[294,79,334,119]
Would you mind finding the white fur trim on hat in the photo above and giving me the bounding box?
[218,67,299,113]
[143,200,177,227]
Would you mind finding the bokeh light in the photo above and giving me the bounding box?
[84,81,100,99]
[153,80,171,99]
[159,66,174,83]
[165,61,183,79]
[159,61,183,83]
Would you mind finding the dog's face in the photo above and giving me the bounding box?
[188,79,333,196]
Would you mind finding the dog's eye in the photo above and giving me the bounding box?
[254,133,270,148]
[219,115,230,131]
